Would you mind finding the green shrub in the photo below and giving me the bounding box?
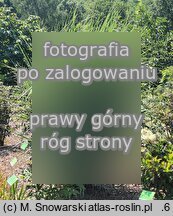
[0,6,42,85]
[0,84,11,146]
[141,66,173,199]
[28,184,85,200]
[10,0,85,31]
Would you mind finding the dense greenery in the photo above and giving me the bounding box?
[141,67,173,199]
[0,0,173,199]
[0,85,10,146]
[0,6,42,85]
[9,0,86,31]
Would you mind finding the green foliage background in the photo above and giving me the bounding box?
[0,0,172,199]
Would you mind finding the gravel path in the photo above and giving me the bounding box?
[0,134,142,200]
[0,134,30,179]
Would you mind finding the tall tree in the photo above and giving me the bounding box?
[10,0,85,31]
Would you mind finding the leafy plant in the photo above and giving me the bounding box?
[141,67,173,199]
[0,174,29,200]
[0,6,42,85]
[28,184,85,200]
[0,85,11,146]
